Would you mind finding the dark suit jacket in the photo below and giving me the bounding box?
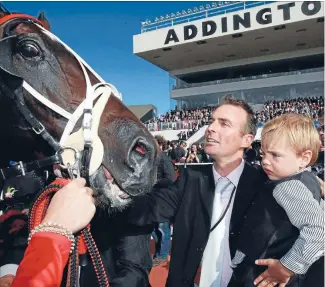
[229,171,324,287]
[157,152,175,184]
[127,162,266,287]
[170,147,186,162]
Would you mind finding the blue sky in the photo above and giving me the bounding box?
[4,1,207,114]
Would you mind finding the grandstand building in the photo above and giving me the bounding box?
[134,1,324,113]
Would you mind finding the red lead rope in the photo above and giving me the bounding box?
[28,178,110,287]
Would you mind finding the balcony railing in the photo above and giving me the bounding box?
[141,1,274,33]
[145,120,204,132]
[173,67,324,90]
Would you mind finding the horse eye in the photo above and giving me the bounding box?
[18,42,40,58]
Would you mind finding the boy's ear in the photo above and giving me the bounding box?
[300,150,312,168]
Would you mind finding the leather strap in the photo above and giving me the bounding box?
[210,185,236,233]
[80,144,93,186]
[0,154,62,180]
[5,85,62,152]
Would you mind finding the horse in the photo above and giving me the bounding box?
[0,7,159,286]
[0,9,159,210]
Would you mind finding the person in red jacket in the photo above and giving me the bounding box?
[5,178,95,287]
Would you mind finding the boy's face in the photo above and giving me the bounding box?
[261,138,308,181]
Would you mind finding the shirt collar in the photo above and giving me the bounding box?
[212,159,245,188]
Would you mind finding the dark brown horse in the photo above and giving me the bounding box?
[0,9,159,211]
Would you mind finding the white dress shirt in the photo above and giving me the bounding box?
[200,160,245,287]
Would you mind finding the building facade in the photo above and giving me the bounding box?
[134,1,324,112]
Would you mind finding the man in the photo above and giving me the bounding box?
[170,141,187,162]
[152,135,175,266]
[126,97,267,286]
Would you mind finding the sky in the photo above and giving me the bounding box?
[3,1,208,115]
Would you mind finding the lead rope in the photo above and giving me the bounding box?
[28,178,110,287]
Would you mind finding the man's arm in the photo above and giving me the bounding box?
[126,168,188,226]
[163,156,176,183]
[273,180,325,274]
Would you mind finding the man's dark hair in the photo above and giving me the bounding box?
[179,141,187,147]
[218,95,257,136]
[154,135,166,147]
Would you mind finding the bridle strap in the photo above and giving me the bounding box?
[22,81,72,120]
[0,154,62,180]
[0,80,61,152]
[0,14,43,27]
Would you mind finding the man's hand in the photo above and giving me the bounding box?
[254,259,294,287]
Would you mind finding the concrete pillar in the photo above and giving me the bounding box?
[177,100,182,110]
[290,86,296,99]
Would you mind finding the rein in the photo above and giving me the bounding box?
[0,13,120,286]
[29,178,109,287]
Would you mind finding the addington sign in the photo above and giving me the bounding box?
[164,1,323,45]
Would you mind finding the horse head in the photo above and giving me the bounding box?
[0,10,159,211]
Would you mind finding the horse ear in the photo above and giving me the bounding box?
[37,11,50,31]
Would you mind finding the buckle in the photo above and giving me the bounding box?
[56,146,81,179]
[17,161,26,176]
[32,122,45,135]
[9,161,26,177]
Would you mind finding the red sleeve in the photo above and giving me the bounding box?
[11,232,71,287]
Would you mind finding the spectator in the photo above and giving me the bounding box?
[186,144,201,163]
[152,136,175,266]
[170,141,187,162]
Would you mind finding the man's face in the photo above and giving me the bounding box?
[204,105,253,160]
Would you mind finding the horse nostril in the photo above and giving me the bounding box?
[126,138,151,170]
[132,140,147,156]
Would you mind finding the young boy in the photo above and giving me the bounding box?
[230,113,324,287]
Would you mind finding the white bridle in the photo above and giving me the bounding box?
[19,24,123,176]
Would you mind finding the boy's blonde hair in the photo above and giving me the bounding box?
[262,114,320,166]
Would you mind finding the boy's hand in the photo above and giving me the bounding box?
[254,259,294,287]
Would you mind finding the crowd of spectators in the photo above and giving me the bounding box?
[163,141,211,164]
[177,127,199,141]
[147,106,214,126]
[254,96,324,123]
[152,96,324,170]
[147,96,323,134]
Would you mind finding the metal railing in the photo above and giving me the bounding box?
[173,67,324,90]
[145,120,205,132]
[141,1,274,33]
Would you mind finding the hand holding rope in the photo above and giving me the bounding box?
[28,178,110,287]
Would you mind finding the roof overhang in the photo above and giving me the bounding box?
[133,1,324,72]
